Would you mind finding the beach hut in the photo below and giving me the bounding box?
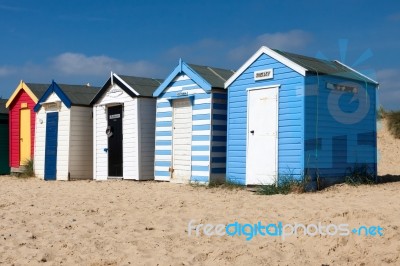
[91,73,162,180]
[33,81,100,180]
[5,81,49,172]
[153,60,234,184]
[0,99,9,174]
[224,46,378,187]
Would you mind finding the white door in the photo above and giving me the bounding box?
[247,87,278,185]
[172,98,192,182]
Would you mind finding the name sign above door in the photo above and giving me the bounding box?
[254,69,274,81]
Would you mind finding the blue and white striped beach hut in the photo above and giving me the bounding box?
[153,60,234,184]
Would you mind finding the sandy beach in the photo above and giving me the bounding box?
[0,177,399,265]
[0,118,399,265]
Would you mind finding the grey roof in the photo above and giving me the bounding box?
[25,83,50,98]
[188,64,235,88]
[57,84,100,106]
[273,49,377,84]
[0,99,8,114]
[118,75,163,97]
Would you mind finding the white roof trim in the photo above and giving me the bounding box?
[333,60,379,85]
[224,46,308,88]
[113,73,140,96]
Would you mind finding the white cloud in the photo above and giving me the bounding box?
[0,66,15,76]
[228,30,313,62]
[377,68,400,110]
[51,52,159,77]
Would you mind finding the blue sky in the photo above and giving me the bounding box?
[0,0,399,109]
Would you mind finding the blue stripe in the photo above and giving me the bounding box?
[168,79,196,87]
[193,125,211,131]
[212,114,227,120]
[155,161,171,166]
[192,165,209,171]
[211,168,226,174]
[192,155,210,161]
[193,103,211,110]
[213,103,226,110]
[156,111,172,118]
[193,114,210,121]
[157,101,171,108]
[194,93,211,100]
[156,140,172,146]
[155,150,172,155]
[191,176,209,182]
[212,125,226,131]
[156,131,172,136]
[155,171,170,177]
[193,135,210,141]
[156,121,172,127]
[211,157,226,163]
[192,145,210,151]
[212,136,226,142]
[213,93,227,99]
[212,146,226,153]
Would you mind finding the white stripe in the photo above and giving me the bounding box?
[173,74,190,81]
[157,107,172,113]
[165,86,184,92]
[156,116,172,122]
[156,127,172,132]
[194,98,211,105]
[192,141,210,146]
[193,109,211,115]
[155,166,170,172]
[155,145,172,150]
[192,171,210,177]
[156,136,172,141]
[155,155,171,161]
[193,130,211,136]
[192,161,210,166]
[192,150,210,156]
[188,89,206,94]
[157,98,169,103]
[193,120,211,126]
[155,176,170,181]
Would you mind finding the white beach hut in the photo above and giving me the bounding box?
[91,73,162,180]
[34,81,100,180]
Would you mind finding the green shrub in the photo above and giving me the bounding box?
[344,164,376,185]
[207,179,244,190]
[377,106,386,120]
[20,159,35,178]
[386,110,400,139]
[257,174,307,195]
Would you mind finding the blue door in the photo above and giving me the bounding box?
[44,112,58,180]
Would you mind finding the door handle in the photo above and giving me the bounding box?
[250,130,254,134]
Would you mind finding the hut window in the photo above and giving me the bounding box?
[326,82,358,94]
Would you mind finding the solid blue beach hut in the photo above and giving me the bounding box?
[225,46,378,186]
[153,59,234,184]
